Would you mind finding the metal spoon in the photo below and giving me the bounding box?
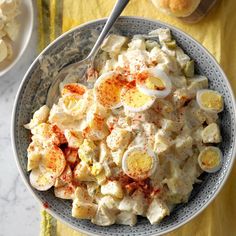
[46,0,130,108]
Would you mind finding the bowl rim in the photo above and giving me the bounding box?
[11,16,236,236]
[0,0,34,77]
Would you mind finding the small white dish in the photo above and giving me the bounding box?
[0,0,34,77]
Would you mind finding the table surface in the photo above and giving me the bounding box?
[0,2,40,236]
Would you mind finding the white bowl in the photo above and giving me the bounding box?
[0,0,34,77]
[12,17,236,236]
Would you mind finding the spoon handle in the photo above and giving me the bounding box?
[87,0,130,59]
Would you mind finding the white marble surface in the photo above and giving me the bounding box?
[0,2,40,236]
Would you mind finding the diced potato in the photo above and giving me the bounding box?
[54,165,72,187]
[98,141,109,163]
[132,191,146,216]
[106,128,131,151]
[99,196,120,212]
[111,149,124,166]
[86,182,99,197]
[119,192,146,216]
[128,38,146,50]
[170,75,187,88]
[142,123,157,149]
[149,28,171,43]
[146,198,170,224]
[175,47,190,68]
[78,139,98,165]
[204,111,219,125]
[48,104,74,129]
[64,130,83,148]
[190,107,206,125]
[173,88,191,108]
[54,184,75,200]
[149,47,179,73]
[74,186,93,202]
[101,181,123,199]
[154,130,172,154]
[175,135,193,158]
[95,170,107,185]
[182,154,202,182]
[31,123,60,146]
[103,162,111,177]
[24,105,50,130]
[202,123,221,143]
[118,196,133,212]
[73,162,95,182]
[116,211,137,226]
[118,116,132,128]
[164,177,193,204]
[161,119,183,133]
[101,34,128,54]
[91,205,116,226]
[188,75,208,96]
[72,199,97,219]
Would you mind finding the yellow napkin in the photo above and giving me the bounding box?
[38,0,236,235]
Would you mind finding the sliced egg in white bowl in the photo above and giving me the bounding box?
[122,146,158,180]
[196,89,224,113]
[136,67,172,98]
[121,81,156,112]
[95,71,125,109]
[30,168,56,191]
[198,146,223,173]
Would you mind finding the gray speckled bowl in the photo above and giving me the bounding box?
[12,17,236,236]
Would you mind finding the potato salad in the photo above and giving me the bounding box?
[25,28,224,226]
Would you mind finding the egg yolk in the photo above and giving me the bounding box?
[145,76,166,91]
[126,151,153,177]
[200,149,220,169]
[96,76,123,108]
[62,95,85,113]
[200,91,223,111]
[122,87,153,108]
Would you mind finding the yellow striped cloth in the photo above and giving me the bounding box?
[38,0,236,235]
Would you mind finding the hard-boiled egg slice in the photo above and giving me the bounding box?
[94,71,125,109]
[30,168,55,191]
[40,145,66,178]
[60,94,87,117]
[121,81,155,112]
[198,146,223,173]
[196,89,224,113]
[61,83,87,97]
[122,146,158,180]
[136,67,172,98]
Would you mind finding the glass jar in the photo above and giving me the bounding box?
[151,0,219,23]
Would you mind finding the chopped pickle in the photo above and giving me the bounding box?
[165,40,177,50]
[184,60,194,78]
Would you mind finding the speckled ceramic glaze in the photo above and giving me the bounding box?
[12,17,236,236]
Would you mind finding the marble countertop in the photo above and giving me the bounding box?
[0,2,40,236]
